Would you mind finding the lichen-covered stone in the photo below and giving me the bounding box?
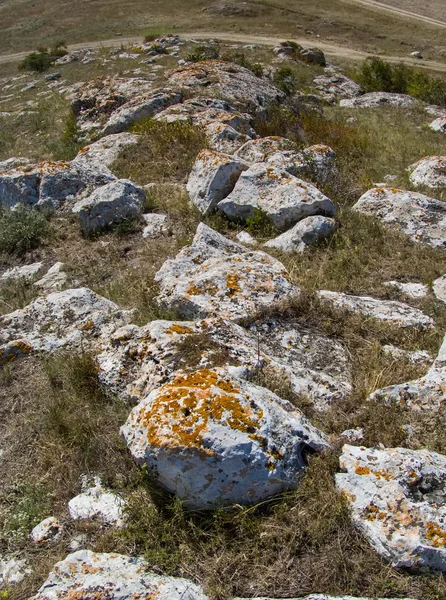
[313,72,364,102]
[121,367,328,508]
[68,476,125,526]
[0,555,31,586]
[340,92,418,108]
[409,156,446,188]
[72,133,139,169]
[383,281,429,299]
[265,215,336,252]
[429,117,446,134]
[336,444,446,570]
[34,262,68,292]
[30,517,62,544]
[1,262,43,283]
[154,223,298,321]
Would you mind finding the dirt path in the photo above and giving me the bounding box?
[343,0,446,28]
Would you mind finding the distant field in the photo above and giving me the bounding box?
[375,0,445,22]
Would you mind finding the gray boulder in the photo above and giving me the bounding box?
[340,92,418,108]
[265,215,336,252]
[409,156,446,188]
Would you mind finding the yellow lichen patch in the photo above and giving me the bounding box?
[355,465,371,476]
[140,369,263,451]
[365,504,387,521]
[166,324,194,335]
[81,320,95,331]
[425,521,446,547]
[226,273,241,298]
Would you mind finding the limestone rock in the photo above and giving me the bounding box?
[187,149,248,215]
[434,274,446,304]
[265,215,336,252]
[370,334,446,410]
[1,262,43,283]
[336,444,446,570]
[0,555,31,586]
[121,367,328,509]
[154,223,298,321]
[429,117,446,133]
[299,47,326,66]
[236,596,415,600]
[318,290,434,329]
[34,262,68,292]
[384,281,429,299]
[142,213,169,238]
[72,179,145,235]
[382,344,432,365]
[72,133,139,169]
[33,550,207,600]
[313,73,364,102]
[0,287,132,362]
[218,164,336,232]
[352,187,446,248]
[409,156,446,188]
[234,136,294,163]
[68,476,125,526]
[340,92,418,108]
[236,230,256,245]
[30,517,62,543]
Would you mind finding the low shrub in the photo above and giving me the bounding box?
[18,41,67,73]
[221,50,263,77]
[0,206,50,256]
[273,65,298,95]
[185,44,220,63]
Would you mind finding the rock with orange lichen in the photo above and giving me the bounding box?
[409,156,446,189]
[336,444,446,570]
[121,367,328,508]
[96,315,351,409]
[352,187,446,248]
[154,223,298,320]
[218,163,336,231]
[33,550,207,599]
[71,133,139,169]
[0,288,132,361]
[186,149,248,215]
[369,334,446,410]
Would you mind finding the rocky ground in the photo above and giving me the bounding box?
[1,35,446,600]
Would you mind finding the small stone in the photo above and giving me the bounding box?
[384,281,429,299]
[30,517,62,543]
[339,428,364,443]
[68,476,125,526]
[265,215,336,253]
[45,72,61,81]
[382,344,432,365]
[142,213,169,238]
[429,117,446,133]
[236,230,256,245]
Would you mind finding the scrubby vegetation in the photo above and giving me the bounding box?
[18,41,67,72]
[0,207,50,256]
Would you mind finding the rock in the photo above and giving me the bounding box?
[383,281,429,299]
[236,230,256,245]
[352,187,446,248]
[434,274,446,304]
[370,334,446,410]
[313,73,364,102]
[382,344,432,365]
[97,315,351,410]
[429,117,446,133]
[425,105,446,118]
[33,550,208,600]
[154,223,298,321]
[236,597,415,600]
[34,262,68,292]
[340,92,418,108]
[340,428,364,443]
[265,215,336,253]
[68,534,88,551]
[218,164,336,232]
[142,213,169,238]
[186,149,248,215]
[410,51,423,59]
[336,444,446,570]
[0,555,31,586]
[168,60,284,110]
[72,179,145,235]
[318,290,434,329]
[1,262,43,283]
[68,476,125,526]
[121,367,328,509]
[0,287,132,363]
[299,47,326,66]
[72,133,139,169]
[30,517,62,543]
[45,72,61,81]
[409,156,446,188]
[234,136,294,163]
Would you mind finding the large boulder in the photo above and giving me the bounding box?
[186,149,248,215]
[265,215,336,252]
[336,444,446,571]
[313,72,364,103]
[96,316,351,410]
[218,164,336,232]
[340,92,418,108]
[409,156,446,188]
[154,223,298,321]
[352,187,446,248]
[121,367,328,509]
[168,60,285,109]
[0,287,132,363]
[33,550,207,600]
[72,179,145,235]
[72,132,139,169]
[369,334,446,410]
[318,290,434,329]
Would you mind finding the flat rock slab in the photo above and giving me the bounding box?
[155,223,298,321]
[370,334,446,410]
[218,163,336,232]
[409,156,446,188]
[384,281,429,299]
[340,92,418,108]
[97,316,351,410]
[121,367,328,509]
[72,133,139,169]
[319,290,434,329]
[0,287,132,363]
[336,444,446,570]
[352,187,446,248]
[0,555,31,586]
[33,550,207,600]
[1,262,43,283]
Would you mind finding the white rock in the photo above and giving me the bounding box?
[142,213,169,238]
[30,517,62,543]
[318,290,434,329]
[352,187,446,248]
[154,223,298,321]
[0,555,31,586]
[121,367,328,509]
[313,73,364,102]
[434,274,446,304]
[265,215,336,253]
[425,105,446,118]
[234,136,294,163]
[340,428,364,442]
[429,117,446,134]
[68,476,125,526]
[72,179,145,235]
[0,287,132,363]
[236,597,415,600]
[409,156,446,188]
[72,133,139,169]
[336,444,446,570]
[236,230,256,245]
[370,334,446,410]
[68,534,88,551]
[33,550,207,600]
[410,51,423,59]
[218,163,336,232]
[382,344,432,365]
[1,262,43,283]
[186,149,248,215]
[35,262,68,292]
[340,92,418,108]
[384,281,429,299]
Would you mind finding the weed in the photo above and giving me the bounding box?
[0,207,50,256]
[0,278,39,315]
[185,44,220,63]
[245,208,278,237]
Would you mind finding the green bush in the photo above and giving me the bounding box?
[185,44,220,63]
[0,206,49,255]
[273,65,298,96]
[221,51,263,77]
[19,41,67,73]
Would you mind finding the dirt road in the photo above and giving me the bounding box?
[344,0,446,29]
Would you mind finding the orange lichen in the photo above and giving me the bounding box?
[355,465,371,476]
[226,273,241,298]
[166,324,193,335]
[425,521,446,547]
[81,320,95,331]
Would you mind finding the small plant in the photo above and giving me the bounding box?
[19,41,67,72]
[246,208,277,237]
[0,206,50,256]
[273,65,298,95]
[221,51,263,77]
[185,44,220,63]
